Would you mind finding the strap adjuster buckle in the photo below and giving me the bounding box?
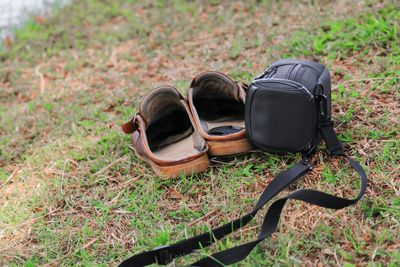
[315,94,329,120]
[301,155,313,170]
[153,245,173,265]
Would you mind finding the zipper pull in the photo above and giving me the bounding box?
[255,68,271,80]
[255,67,277,80]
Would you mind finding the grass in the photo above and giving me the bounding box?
[0,0,399,266]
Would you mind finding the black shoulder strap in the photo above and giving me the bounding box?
[119,160,311,266]
[119,122,367,267]
[189,122,367,266]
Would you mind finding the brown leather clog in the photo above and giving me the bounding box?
[187,71,253,156]
[122,86,209,179]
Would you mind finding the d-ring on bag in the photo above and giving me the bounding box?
[119,59,368,267]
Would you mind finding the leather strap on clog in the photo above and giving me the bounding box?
[121,114,139,134]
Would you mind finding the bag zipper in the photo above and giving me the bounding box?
[255,67,277,79]
[254,78,315,100]
[270,62,321,74]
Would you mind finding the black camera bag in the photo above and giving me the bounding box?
[119,59,367,267]
[246,59,332,153]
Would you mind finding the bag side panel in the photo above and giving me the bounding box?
[318,67,332,118]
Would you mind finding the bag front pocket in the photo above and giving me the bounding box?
[245,79,317,153]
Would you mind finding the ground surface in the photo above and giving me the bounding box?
[0,0,399,266]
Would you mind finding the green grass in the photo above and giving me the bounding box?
[1,0,399,266]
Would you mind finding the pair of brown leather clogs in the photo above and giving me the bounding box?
[121,72,253,178]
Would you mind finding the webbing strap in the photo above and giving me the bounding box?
[190,154,366,266]
[119,123,367,266]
